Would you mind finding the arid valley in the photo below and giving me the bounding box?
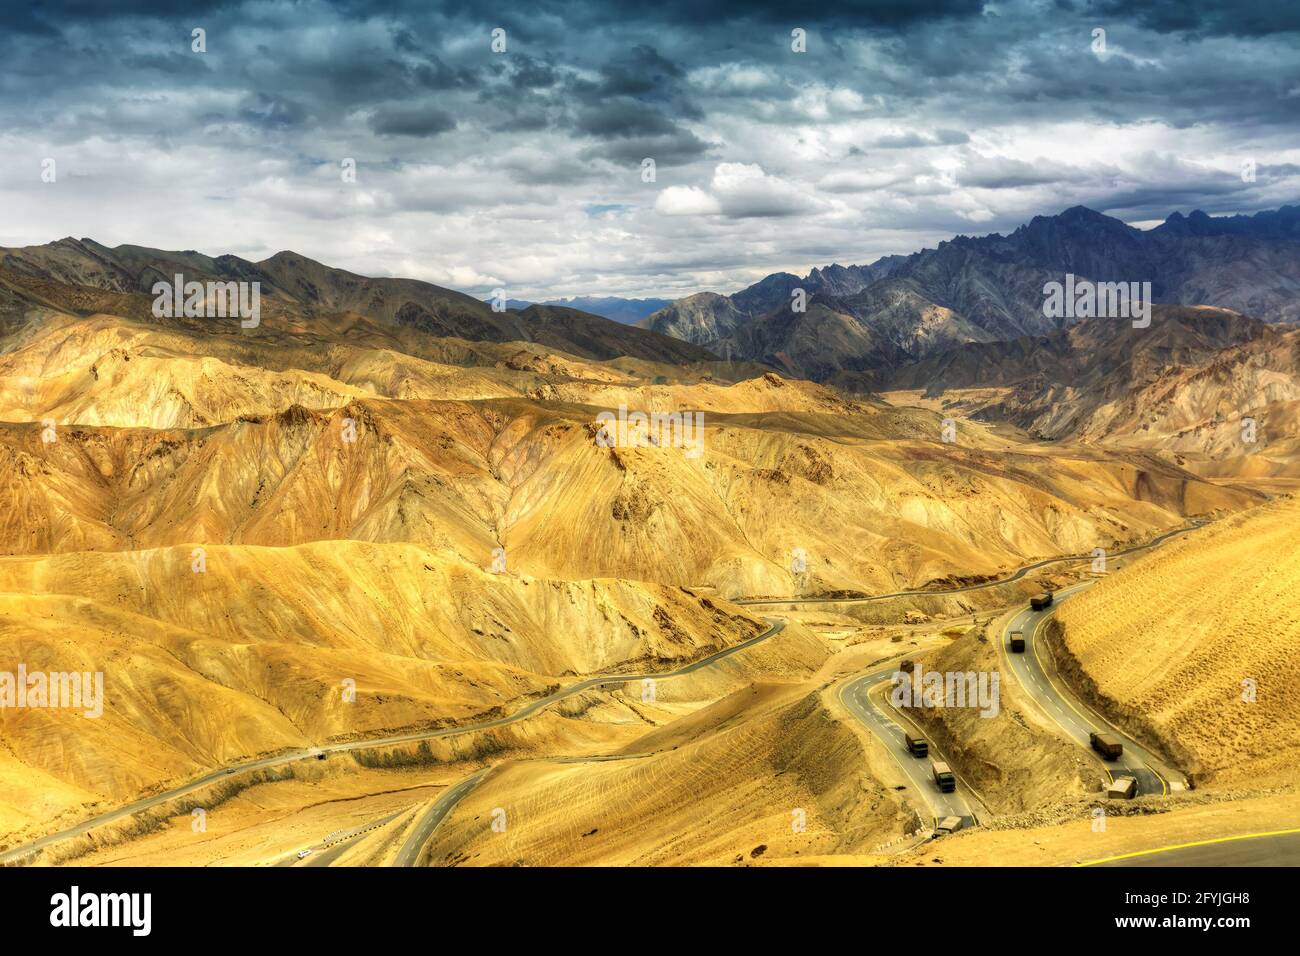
[1,223,1297,871]
[4,17,1300,945]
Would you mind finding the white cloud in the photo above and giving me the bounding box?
[689,64,778,95]
[2,1,1297,303]
[654,185,722,216]
[710,163,816,218]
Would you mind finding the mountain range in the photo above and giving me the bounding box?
[2,205,1296,865]
[640,204,1300,382]
[0,239,710,367]
[489,296,673,325]
[877,304,1300,471]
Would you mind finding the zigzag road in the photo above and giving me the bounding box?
[999,581,1188,796]
[0,520,1203,865]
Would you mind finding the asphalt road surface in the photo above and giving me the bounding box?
[839,667,987,832]
[391,768,492,867]
[736,520,1205,607]
[999,581,1188,797]
[1082,828,1300,867]
[277,810,406,868]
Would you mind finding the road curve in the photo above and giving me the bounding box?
[391,768,492,867]
[735,520,1205,607]
[277,810,406,868]
[998,582,1187,797]
[839,667,987,833]
[388,753,654,868]
[0,619,785,865]
[1080,829,1300,867]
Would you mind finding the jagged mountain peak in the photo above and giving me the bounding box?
[640,202,1300,381]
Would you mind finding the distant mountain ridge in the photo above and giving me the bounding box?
[542,296,672,324]
[640,204,1300,381]
[873,303,1300,469]
[483,295,671,324]
[0,238,715,366]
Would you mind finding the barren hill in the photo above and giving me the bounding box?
[877,305,1300,479]
[0,239,715,366]
[1050,496,1300,788]
[0,309,1253,596]
[0,540,763,836]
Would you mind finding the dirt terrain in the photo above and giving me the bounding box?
[0,261,1293,867]
[1050,496,1300,790]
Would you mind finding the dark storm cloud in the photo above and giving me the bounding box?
[561,43,705,146]
[1083,0,1300,37]
[593,44,687,98]
[580,128,714,166]
[368,103,457,137]
[574,101,684,139]
[2,0,1298,299]
[428,0,987,30]
[1,0,238,34]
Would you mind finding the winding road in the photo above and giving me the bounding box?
[839,667,987,832]
[0,619,785,865]
[391,768,492,867]
[998,582,1187,796]
[0,518,1209,866]
[735,520,1205,608]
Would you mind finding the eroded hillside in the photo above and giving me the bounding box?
[1050,496,1300,788]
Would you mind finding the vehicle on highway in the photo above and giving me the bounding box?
[899,658,915,673]
[904,731,929,757]
[1009,629,1025,652]
[1106,776,1138,800]
[1029,592,1054,611]
[297,849,313,859]
[931,760,956,793]
[1090,731,1124,761]
[935,816,963,834]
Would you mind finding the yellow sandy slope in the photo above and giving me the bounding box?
[1053,496,1300,787]
[422,682,906,866]
[0,541,763,836]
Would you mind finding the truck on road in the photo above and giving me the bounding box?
[1090,731,1123,761]
[932,761,956,793]
[1009,629,1025,652]
[905,731,929,757]
[936,816,963,834]
[1030,592,1054,611]
[1106,776,1138,800]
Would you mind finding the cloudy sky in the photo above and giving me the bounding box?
[2,0,1298,300]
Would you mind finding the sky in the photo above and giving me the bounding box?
[2,0,1298,300]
